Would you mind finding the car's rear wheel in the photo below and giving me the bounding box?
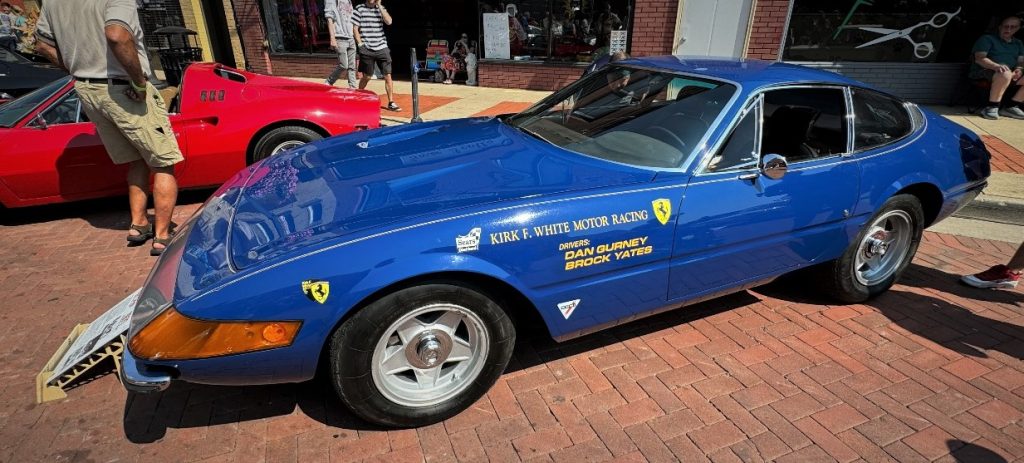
[329,284,515,427]
[819,194,924,303]
[251,126,323,164]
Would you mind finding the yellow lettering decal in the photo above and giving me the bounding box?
[562,236,651,271]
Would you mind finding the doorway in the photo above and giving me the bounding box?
[674,0,753,57]
[200,0,237,67]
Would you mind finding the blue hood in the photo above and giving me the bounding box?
[229,117,655,268]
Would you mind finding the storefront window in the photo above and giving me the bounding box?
[479,0,631,62]
[5,0,183,56]
[261,0,332,54]
[784,1,1021,63]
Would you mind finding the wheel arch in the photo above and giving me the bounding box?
[894,182,944,227]
[245,119,331,165]
[314,270,544,376]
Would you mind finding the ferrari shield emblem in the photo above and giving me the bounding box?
[301,280,330,304]
[652,198,672,225]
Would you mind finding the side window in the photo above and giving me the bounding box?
[762,88,847,163]
[852,89,913,151]
[38,91,84,125]
[707,103,758,173]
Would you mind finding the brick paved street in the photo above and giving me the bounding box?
[0,189,1022,462]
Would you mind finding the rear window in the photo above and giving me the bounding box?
[852,88,913,151]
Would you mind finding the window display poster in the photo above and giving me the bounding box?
[610,30,627,54]
[483,12,510,60]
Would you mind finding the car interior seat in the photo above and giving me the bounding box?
[762,106,819,161]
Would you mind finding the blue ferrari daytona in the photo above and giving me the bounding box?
[121,57,990,427]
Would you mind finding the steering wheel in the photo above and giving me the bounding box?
[643,126,686,151]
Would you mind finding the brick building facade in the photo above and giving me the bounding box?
[231,0,687,91]
[222,0,813,93]
[224,0,998,103]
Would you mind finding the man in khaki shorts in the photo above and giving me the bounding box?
[34,0,182,256]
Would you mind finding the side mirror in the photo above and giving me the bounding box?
[761,153,788,180]
[31,114,48,130]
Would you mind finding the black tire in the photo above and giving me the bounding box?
[818,194,924,303]
[329,283,516,427]
[250,126,322,164]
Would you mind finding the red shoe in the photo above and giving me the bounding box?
[961,265,1021,289]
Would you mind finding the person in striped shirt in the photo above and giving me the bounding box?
[354,0,400,111]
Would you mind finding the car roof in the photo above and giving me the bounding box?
[620,56,865,91]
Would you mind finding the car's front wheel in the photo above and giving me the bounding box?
[819,194,924,303]
[329,284,516,427]
[251,126,323,164]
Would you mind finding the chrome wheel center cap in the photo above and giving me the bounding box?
[869,239,887,256]
[865,231,890,258]
[405,330,453,369]
[418,337,442,366]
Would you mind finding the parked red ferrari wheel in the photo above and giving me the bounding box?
[328,284,516,427]
[251,126,323,163]
[818,194,924,303]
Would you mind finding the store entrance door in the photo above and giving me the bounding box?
[674,0,752,57]
[385,0,478,77]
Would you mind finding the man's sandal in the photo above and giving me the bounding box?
[151,237,172,256]
[126,224,154,244]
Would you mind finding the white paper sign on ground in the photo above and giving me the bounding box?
[483,13,510,60]
[47,289,141,384]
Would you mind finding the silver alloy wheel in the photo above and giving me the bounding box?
[854,209,913,286]
[270,140,305,155]
[370,303,489,407]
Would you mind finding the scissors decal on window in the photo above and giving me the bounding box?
[854,8,960,59]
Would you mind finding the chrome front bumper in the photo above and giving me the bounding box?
[120,348,171,393]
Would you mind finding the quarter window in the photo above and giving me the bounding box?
[761,88,848,163]
[707,103,758,173]
[38,91,87,126]
[851,89,913,151]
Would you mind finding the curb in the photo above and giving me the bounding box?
[955,194,1024,226]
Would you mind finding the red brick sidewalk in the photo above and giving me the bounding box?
[0,198,1022,462]
[982,135,1024,175]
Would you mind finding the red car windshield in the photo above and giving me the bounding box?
[0,76,70,128]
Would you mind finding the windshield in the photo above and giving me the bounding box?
[0,48,30,64]
[506,66,736,168]
[0,76,70,128]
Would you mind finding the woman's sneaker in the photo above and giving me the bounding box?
[981,106,1000,120]
[961,265,1021,289]
[386,101,402,111]
[1001,106,1024,120]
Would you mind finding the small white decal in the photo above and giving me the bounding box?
[456,227,482,253]
[558,299,581,319]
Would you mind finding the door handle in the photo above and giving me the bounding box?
[738,172,759,180]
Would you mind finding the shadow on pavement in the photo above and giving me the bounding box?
[902,263,1024,306]
[121,289,759,439]
[754,263,1024,308]
[123,379,383,443]
[0,189,212,229]
[948,439,1008,462]
[870,289,1024,359]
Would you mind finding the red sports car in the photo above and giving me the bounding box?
[0,63,381,207]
